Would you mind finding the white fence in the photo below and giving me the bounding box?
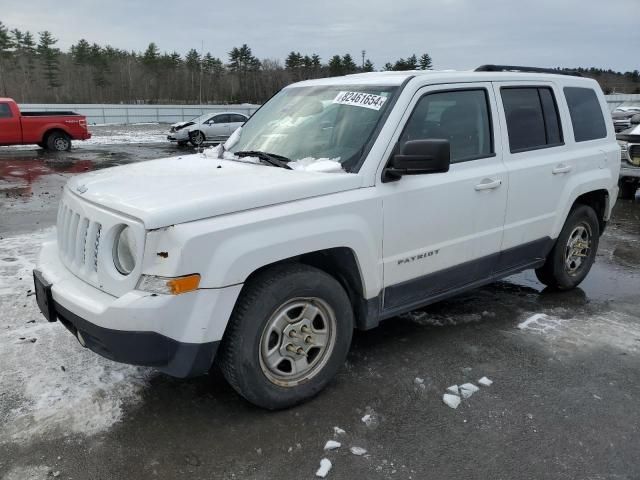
[17,94,640,124]
[18,103,261,125]
[605,94,640,111]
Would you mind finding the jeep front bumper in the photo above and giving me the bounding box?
[34,239,242,378]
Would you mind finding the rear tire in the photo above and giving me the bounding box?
[218,264,354,410]
[189,130,205,147]
[46,132,71,151]
[535,205,600,290]
[619,180,637,200]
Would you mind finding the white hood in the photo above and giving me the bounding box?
[66,154,360,229]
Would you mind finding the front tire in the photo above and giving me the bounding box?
[218,264,354,410]
[189,130,205,147]
[535,205,600,290]
[46,132,71,151]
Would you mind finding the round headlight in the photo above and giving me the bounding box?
[113,226,137,275]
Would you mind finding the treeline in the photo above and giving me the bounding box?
[0,21,638,105]
[0,21,434,104]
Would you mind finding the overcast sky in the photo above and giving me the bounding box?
[2,0,638,72]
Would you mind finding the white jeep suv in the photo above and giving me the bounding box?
[34,66,620,409]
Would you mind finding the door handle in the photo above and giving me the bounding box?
[474,178,502,191]
[552,164,572,174]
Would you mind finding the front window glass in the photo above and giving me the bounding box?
[0,103,12,118]
[400,89,493,163]
[227,85,398,172]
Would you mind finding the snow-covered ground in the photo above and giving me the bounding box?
[0,228,153,445]
[83,123,167,145]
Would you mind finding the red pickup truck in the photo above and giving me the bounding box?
[0,98,91,151]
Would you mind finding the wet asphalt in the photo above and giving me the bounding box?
[1,132,639,479]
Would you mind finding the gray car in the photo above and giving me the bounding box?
[167,112,248,147]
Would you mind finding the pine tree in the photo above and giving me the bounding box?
[0,22,14,96]
[285,51,302,71]
[405,54,418,70]
[342,53,357,74]
[71,39,91,65]
[419,53,433,70]
[328,55,342,76]
[363,59,374,72]
[37,31,61,90]
[142,42,159,68]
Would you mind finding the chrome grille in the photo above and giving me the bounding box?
[57,201,102,273]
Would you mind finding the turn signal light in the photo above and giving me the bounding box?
[137,274,201,295]
[167,274,201,295]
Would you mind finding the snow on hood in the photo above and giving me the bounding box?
[289,157,344,173]
[204,130,346,173]
[67,154,359,229]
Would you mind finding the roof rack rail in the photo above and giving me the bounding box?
[475,64,583,77]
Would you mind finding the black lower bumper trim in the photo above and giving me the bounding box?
[54,302,219,378]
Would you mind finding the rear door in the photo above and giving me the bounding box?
[379,83,508,313]
[492,82,570,271]
[0,102,21,144]
[228,114,247,136]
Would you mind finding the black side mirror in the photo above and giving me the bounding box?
[383,139,450,182]
[631,113,640,125]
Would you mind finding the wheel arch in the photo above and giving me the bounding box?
[242,247,378,331]
[42,127,71,144]
[572,189,609,234]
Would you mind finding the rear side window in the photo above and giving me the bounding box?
[564,87,607,142]
[501,87,563,153]
[230,114,247,123]
[400,89,493,163]
[214,114,231,124]
[0,103,12,118]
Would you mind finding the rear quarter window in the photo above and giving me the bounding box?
[563,87,607,142]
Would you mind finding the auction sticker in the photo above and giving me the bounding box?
[333,91,387,110]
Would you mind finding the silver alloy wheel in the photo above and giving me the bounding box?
[564,223,592,275]
[54,137,70,151]
[191,131,204,145]
[259,297,336,387]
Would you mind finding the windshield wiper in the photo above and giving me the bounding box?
[235,150,293,170]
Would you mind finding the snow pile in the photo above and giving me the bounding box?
[333,426,346,436]
[441,377,494,409]
[459,383,480,399]
[518,313,563,333]
[442,393,461,409]
[478,376,493,387]
[203,144,345,173]
[316,459,332,478]
[288,157,344,173]
[517,310,640,354]
[0,229,153,445]
[84,127,166,145]
[324,440,341,451]
[350,446,367,456]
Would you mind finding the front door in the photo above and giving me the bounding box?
[0,102,21,145]
[380,84,508,313]
[205,114,231,140]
